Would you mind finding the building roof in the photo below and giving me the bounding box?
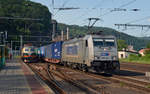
[118,50,138,54]
[139,48,150,53]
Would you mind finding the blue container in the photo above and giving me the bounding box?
[45,44,52,58]
[51,41,63,59]
[40,46,46,57]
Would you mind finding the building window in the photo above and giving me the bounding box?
[121,54,124,58]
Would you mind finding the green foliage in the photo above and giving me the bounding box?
[1,0,150,50]
[128,54,139,61]
[117,39,128,50]
[120,53,150,64]
[0,0,52,39]
[146,42,150,48]
[144,49,150,55]
[58,23,150,50]
[146,84,150,88]
[120,82,125,87]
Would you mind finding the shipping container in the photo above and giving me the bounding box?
[51,41,63,59]
[45,44,52,58]
[40,46,46,57]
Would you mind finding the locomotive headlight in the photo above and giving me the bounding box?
[94,56,100,60]
[95,57,98,59]
[112,56,117,60]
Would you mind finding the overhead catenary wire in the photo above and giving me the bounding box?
[67,0,137,26]
[67,0,105,25]
[97,0,137,17]
[53,0,70,16]
[119,0,136,8]
[0,17,43,21]
[125,16,150,24]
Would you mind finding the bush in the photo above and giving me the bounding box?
[141,54,150,61]
[128,54,139,61]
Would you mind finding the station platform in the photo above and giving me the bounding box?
[0,58,55,94]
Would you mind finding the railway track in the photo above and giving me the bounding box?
[50,67,105,94]
[52,64,150,94]
[27,63,98,94]
[120,62,150,73]
[26,62,150,94]
[27,63,66,94]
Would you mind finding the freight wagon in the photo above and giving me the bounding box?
[39,34,120,73]
[43,41,63,63]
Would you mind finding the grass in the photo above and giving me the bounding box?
[120,59,150,64]
[119,54,150,64]
[120,82,125,87]
[146,84,150,88]
[15,56,21,58]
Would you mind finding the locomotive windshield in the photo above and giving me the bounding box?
[105,39,115,46]
[93,38,115,47]
[93,39,103,47]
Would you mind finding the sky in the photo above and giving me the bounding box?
[31,0,150,37]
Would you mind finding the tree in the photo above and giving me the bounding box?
[144,42,150,55]
[146,42,150,48]
[0,0,52,38]
[117,39,128,50]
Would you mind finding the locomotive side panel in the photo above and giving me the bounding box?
[61,39,85,64]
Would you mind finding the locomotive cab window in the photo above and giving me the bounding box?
[93,38,103,47]
[105,39,115,47]
[86,40,88,47]
[25,49,29,51]
[30,48,35,51]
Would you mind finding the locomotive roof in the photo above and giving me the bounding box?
[63,34,116,44]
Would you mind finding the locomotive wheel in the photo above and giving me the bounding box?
[113,62,120,74]
[81,65,88,72]
[64,62,67,67]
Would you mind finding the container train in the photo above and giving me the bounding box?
[37,34,120,73]
[21,46,38,63]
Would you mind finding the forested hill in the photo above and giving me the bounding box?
[0,0,149,50]
[0,0,52,36]
[57,23,150,50]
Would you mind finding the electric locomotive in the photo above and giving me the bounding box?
[61,34,120,73]
[21,46,38,63]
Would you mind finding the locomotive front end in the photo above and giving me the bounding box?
[91,35,120,72]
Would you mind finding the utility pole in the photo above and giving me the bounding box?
[61,30,64,41]
[20,35,23,55]
[66,27,69,40]
[11,40,13,58]
[52,20,56,41]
